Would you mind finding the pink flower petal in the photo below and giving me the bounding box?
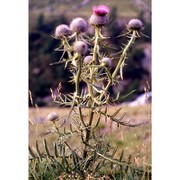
[93,5,110,16]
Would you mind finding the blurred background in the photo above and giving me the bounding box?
[29,0,151,107]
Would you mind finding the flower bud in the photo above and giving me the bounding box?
[101,57,112,67]
[74,41,88,56]
[55,24,72,38]
[70,17,88,33]
[83,55,93,64]
[47,112,59,122]
[127,19,143,31]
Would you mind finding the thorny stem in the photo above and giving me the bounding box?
[75,56,82,97]
[112,30,136,79]
[87,27,101,100]
[75,56,86,127]
[99,30,137,102]
[83,109,94,158]
[83,27,101,158]
[87,27,101,101]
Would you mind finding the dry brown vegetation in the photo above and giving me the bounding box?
[29,104,151,168]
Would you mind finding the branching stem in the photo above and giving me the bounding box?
[98,30,137,101]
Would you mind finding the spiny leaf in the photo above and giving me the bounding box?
[69,124,73,132]
[120,89,136,100]
[104,107,108,123]
[119,149,124,162]
[64,127,66,134]
[94,112,101,128]
[111,107,122,118]
[29,146,36,158]
[54,143,59,158]
[113,91,120,102]
[62,154,69,171]
[43,139,51,158]
[36,140,42,160]
[111,113,126,123]
[57,161,66,172]
[94,162,101,173]
[49,60,66,66]
[125,155,132,173]
[72,151,80,169]
[93,150,97,162]
[111,147,118,158]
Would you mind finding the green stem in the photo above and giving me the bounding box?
[75,56,82,96]
[83,27,101,158]
[75,32,80,42]
[112,30,136,79]
[92,27,100,64]
[83,108,94,158]
[88,27,101,100]
[75,56,86,127]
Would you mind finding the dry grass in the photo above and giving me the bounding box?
[29,104,151,167]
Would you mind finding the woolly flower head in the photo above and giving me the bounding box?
[47,112,59,122]
[93,5,110,16]
[55,24,72,38]
[90,5,110,26]
[70,17,88,33]
[83,55,93,64]
[127,19,143,31]
[74,41,88,56]
[101,57,112,67]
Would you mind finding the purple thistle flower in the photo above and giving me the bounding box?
[47,112,59,122]
[70,17,88,33]
[55,24,72,38]
[93,5,110,16]
[83,55,93,64]
[74,41,88,56]
[127,19,143,31]
[101,57,112,67]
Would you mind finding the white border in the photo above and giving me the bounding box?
[152,0,180,179]
[0,0,28,179]
[1,0,180,179]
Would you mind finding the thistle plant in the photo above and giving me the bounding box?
[29,5,151,179]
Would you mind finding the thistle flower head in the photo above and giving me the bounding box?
[70,17,88,33]
[55,24,72,38]
[127,19,143,31]
[101,57,112,67]
[47,112,59,122]
[93,5,110,16]
[90,5,110,26]
[83,55,93,64]
[74,41,88,56]
[89,14,108,26]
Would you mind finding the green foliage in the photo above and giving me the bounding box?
[29,140,151,179]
